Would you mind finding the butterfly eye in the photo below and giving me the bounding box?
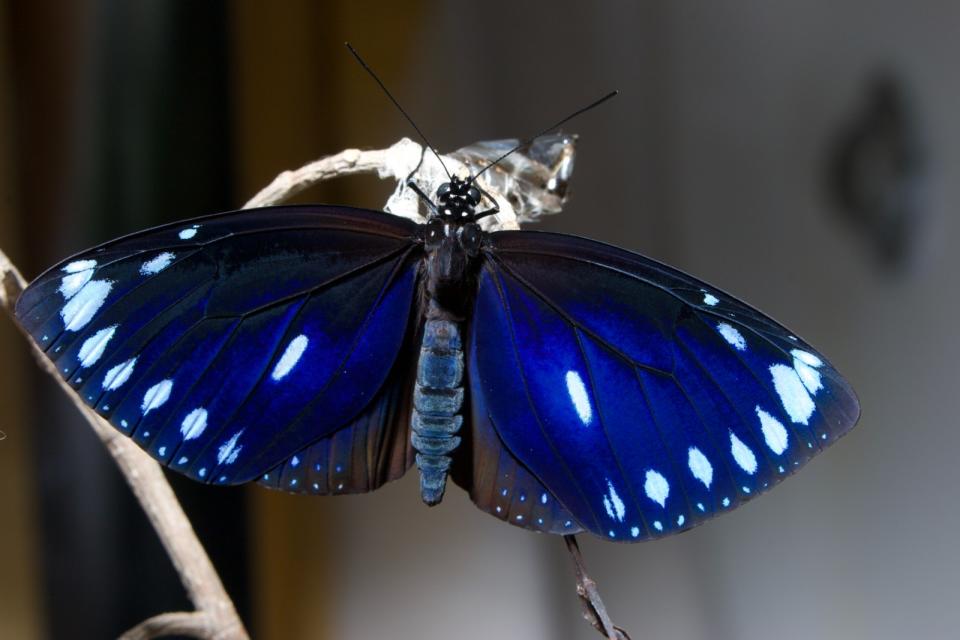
[436,183,452,201]
[425,219,445,243]
[459,223,482,253]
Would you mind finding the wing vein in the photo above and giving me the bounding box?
[490,254,671,376]
[228,247,418,480]
[487,264,603,531]
[690,309,821,454]
[630,365,697,525]
[573,328,652,539]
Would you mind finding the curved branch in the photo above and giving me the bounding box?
[244,139,418,209]
[118,611,234,640]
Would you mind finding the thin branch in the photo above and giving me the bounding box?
[1,253,248,639]
[119,612,218,640]
[244,138,421,209]
[564,535,633,640]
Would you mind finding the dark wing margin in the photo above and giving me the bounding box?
[16,205,423,489]
[467,230,860,542]
[451,350,583,535]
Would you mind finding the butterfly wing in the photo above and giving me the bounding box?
[467,230,860,541]
[451,369,584,535]
[257,332,417,495]
[16,205,422,488]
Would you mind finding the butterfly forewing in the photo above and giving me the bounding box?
[469,230,860,541]
[15,205,423,487]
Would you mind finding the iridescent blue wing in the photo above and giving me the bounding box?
[467,231,860,542]
[452,369,584,535]
[257,335,417,495]
[16,205,421,489]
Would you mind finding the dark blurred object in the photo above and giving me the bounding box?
[7,2,250,638]
[828,71,928,271]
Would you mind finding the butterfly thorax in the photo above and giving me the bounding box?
[422,178,484,316]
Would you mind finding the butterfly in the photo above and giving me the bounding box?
[13,133,860,543]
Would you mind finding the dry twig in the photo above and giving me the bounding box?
[564,535,633,640]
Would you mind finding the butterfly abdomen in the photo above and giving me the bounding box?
[412,318,464,505]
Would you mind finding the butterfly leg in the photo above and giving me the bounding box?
[411,317,464,505]
[472,184,501,221]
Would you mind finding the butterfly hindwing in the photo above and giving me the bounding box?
[469,230,860,541]
[15,205,422,486]
[452,353,583,535]
[258,325,419,495]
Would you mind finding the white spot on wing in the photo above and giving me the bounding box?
[770,363,816,424]
[602,479,626,522]
[687,447,713,488]
[77,325,117,368]
[791,349,822,367]
[103,357,137,390]
[64,259,97,273]
[61,280,113,332]
[141,379,173,414]
[180,407,208,440]
[717,322,747,351]
[730,431,758,474]
[271,334,309,381]
[178,225,199,240]
[59,261,96,299]
[217,430,244,465]
[644,469,669,507]
[140,252,175,275]
[756,405,789,455]
[703,293,719,306]
[565,370,593,425]
[793,358,823,394]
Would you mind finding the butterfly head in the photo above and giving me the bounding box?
[436,177,482,220]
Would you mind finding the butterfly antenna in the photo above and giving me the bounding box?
[345,42,452,180]
[469,90,619,185]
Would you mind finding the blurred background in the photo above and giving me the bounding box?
[1,1,957,639]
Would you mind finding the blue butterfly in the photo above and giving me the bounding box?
[14,156,860,542]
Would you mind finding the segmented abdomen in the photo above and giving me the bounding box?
[411,319,463,505]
